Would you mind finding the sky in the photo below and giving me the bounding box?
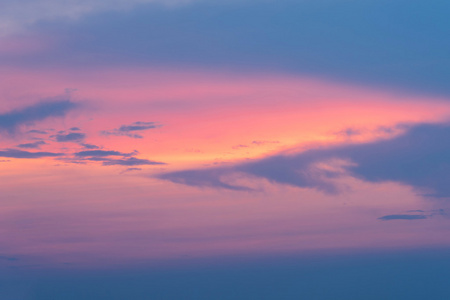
[2,0,450,299]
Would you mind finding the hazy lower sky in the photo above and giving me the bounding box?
[1,0,450,299]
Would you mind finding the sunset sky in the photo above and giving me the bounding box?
[2,0,450,299]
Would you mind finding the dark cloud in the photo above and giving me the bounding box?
[101,121,161,138]
[54,132,86,142]
[0,149,62,158]
[118,121,159,132]
[378,214,428,221]
[18,0,450,96]
[16,141,46,149]
[158,169,252,191]
[79,143,100,149]
[74,150,126,157]
[27,129,48,134]
[102,157,165,166]
[157,123,450,197]
[0,99,77,134]
[378,209,446,221]
[71,149,163,166]
[70,127,81,131]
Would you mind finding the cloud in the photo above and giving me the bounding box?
[120,167,142,174]
[0,0,188,37]
[70,127,81,131]
[101,121,161,139]
[74,150,128,157]
[16,141,46,149]
[53,132,86,142]
[158,169,253,191]
[0,99,77,135]
[118,121,160,132]
[0,149,62,158]
[79,143,100,149]
[71,149,164,166]
[27,129,48,134]
[102,157,165,166]
[378,209,446,221]
[16,0,450,96]
[378,214,428,221]
[157,123,450,197]
[252,140,280,146]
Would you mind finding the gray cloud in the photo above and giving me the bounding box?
[54,132,86,142]
[79,143,100,149]
[16,141,46,149]
[378,214,428,221]
[0,99,77,134]
[0,149,62,158]
[14,0,450,97]
[72,149,164,166]
[158,169,253,191]
[118,121,159,132]
[378,209,446,221]
[120,167,142,174]
[101,121,161,138]
[102,157,165,166]
[27,129,48,134]
[157,122,450,197]
[74,150,128,157]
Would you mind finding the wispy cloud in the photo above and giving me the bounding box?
[53,132,85,142]
[157,122,450,197]
[378,209,447,221]
[158,169,252,191]
[16,141,46,149]
[102,157,165,166]
[79,143,100,149]
[27,129,48,134]
[101,121,161,138]
[378,214,428,221]
[120,167,142,174]
[0,149,62,158]
[0,98,77,135]
[74,150,130,157]
[72,149,164,167]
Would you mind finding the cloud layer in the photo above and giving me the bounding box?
[158,123,450,197]
[0,0,189,36]
[5,0,447,96]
